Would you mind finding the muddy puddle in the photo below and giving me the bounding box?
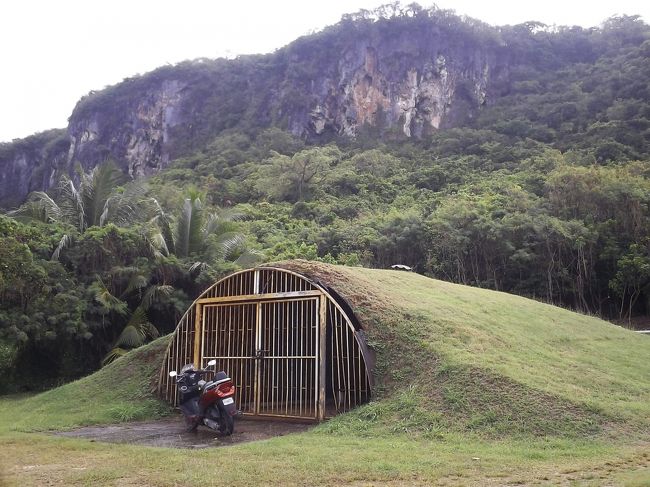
[55,415,312,449]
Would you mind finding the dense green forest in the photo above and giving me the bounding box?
[1,7,650,391]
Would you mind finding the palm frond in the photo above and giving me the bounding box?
[113,307,160,349]
[142,321,160,340]
[210,232,246,260]
[149,199,175,254]
[176,196,204,257]
[85,161,127,228]
[114,324,147,348]
[51,234,73,261]
[141,225,169,259]
[187,197,204,256]
[140,284,174,310]
[58,177,86,231]
[189,261,209,276]
[91,278,129,316]
[102,347,128,366]
[175,198,192,258]
[151,231,170,257]
[9,192,62,223]
[233,249,265,267]
[204,208,245,235]
[102,179,149,226]
[127,305,148,326]
[123,271,149,297]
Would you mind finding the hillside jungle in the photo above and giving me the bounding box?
[1,7,649,392]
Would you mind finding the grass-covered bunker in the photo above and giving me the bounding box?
[158,266,372,420]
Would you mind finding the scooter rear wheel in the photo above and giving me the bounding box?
[184,415,198,432]
[219,414,234,436]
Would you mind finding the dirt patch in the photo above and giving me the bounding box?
[55,415,313,449]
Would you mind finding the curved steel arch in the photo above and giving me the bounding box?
[158,266,372,420]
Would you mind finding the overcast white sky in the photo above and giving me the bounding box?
[1,0,648,142]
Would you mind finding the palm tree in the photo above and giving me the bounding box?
[151,189,261,269]
[92,267,174,365]
[11,161,149,259]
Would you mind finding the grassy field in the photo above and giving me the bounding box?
[1,261,649,486]
[0,336,171,432]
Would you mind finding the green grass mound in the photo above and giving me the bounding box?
[278,261,650,440]
[5,260,648,443]
[0,336,171,432]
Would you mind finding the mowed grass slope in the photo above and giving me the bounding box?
[1,261,649,486]
[281,261,650,437]
[0,336,171,432]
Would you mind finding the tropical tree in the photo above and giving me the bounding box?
[151,189,261,270]
[10,161,149,259]
[90,265,174,365]
[90,267,174,365]
[609,244,650,323]
[255,146,342,202]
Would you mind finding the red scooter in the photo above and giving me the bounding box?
[169,360,237,435]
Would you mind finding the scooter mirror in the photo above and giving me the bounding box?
[207,360,217,367]
[169,371,177,377]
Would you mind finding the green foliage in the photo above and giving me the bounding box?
[3,8,650,393]
[148,117,648,322]
[12,160,141,234]
[0,336,171,431]
[609,243,650,321]
[254,146,342,202]
[1,162,260,388]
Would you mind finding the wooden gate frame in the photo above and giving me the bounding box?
[192,291,326,419]
[158,267,372,421]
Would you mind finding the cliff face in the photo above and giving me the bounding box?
[0,12,509,207]
[67,79,188,178]
[0,129,70,207]
[285,22,505,138]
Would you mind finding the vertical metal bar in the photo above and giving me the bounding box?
[284,301,289,415]
[310,299,314,417]
[326,303,332,412]
[335,308,343,412]
[239,304,245,411]
[268,301,272,414]
[267,301,272,414]
[299,299,304,416]
[219,305,223,359]
[294,300,299,416]
[227,306,233,359]
[345,320,351,411]
[254,302,262,415]
[193,304,203,368]
[357,334,362,406]
[288,301,292,415]
[269,300,274,415]
[210,306,215,359]
[254,270,260,294]
[257,303,274,412]
[318,295,326,420]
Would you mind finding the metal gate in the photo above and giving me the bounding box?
[159,267,372,421]
[198,296,322,420]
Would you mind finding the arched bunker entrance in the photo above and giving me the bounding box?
[159,267,372,421]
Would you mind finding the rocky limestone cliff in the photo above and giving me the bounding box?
[290,21,502,139]
[67,79,188,178]
[0,10,509,207]
[0,129,69,208]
